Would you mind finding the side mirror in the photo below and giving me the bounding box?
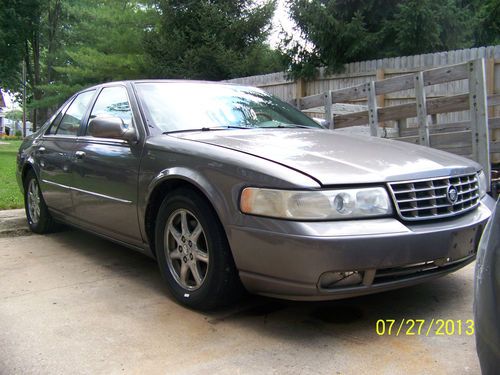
[88,115,138,143]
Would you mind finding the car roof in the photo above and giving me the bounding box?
[83,79,258,93]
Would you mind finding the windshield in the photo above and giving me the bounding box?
[134,82,321,133]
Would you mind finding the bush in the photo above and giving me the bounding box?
[0,135,22,140]
[14,130,22,137]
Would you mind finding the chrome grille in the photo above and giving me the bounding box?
[388,173,480,221]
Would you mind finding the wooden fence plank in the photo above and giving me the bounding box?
[415,72,430,146]
[469,59,491,184]
[324,90,334,129]
[367,81,378,136]
[297,61,470,108]
[335,94,470,128]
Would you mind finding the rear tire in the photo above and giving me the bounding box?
[155,188,243,310]
[24,170,57,234]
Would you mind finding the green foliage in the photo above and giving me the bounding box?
[0,0,40,92]
[1,0,498,109]
[390,0,470,56]
[282,0,498,78]
[473,0,500,46]
[5,110,23,122]
[145,0,281,80]
[40,0,155,109]
[1,0,281,120]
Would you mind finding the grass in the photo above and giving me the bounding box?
[0,140,24,209]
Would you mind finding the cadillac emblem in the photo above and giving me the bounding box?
[446,185,459,204]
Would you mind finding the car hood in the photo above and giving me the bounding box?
[171,129,480,185]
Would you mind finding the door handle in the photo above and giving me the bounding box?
[75,151,86,159]
[38,146,46,154]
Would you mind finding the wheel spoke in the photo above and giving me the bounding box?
[191,223,202,241]
[180,262,189,284]
[194,247,209,263]
[170,249,182,260]
[189,263,202,286]
[167,222,182,245]
[180,211,189,236]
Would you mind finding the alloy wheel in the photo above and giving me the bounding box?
[164,208,210,290]
[27,179,41,225]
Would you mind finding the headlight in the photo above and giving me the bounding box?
[477,170,487,198]
[240,187,392,220]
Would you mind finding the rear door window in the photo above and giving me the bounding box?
[52,90,95,136]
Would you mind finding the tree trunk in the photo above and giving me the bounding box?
[32,29,43,131]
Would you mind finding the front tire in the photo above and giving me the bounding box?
[155,188,242,310]
[24,170,57,234]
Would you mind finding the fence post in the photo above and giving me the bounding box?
[376,68,385,108]
[469,58,491,187]
[367,81,378,136]
[324,90,334,129]
[486,58,495,119]
[396,119,408,137]
[415,71,430,147]
[295,78,306,110]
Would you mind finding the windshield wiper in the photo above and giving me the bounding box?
[259,124,311,129]
[162,125,251,135]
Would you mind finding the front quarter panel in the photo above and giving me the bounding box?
[138,135,321,242]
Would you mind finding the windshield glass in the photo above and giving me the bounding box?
[135,82,321,132]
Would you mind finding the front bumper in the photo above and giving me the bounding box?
[227,195,496,300]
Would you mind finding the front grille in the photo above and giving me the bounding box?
[388,173,480,221]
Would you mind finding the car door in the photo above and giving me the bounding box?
[37,90,96,215]
[71,85,143,245]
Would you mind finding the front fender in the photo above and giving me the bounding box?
[145,166,231,225]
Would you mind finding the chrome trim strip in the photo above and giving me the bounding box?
[42,135,77,140]
[387,172,478,185]
[76,136,128,145]
[42,179,132,204]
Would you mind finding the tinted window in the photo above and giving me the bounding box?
[45,111,64,135]
[87,86,132,135]
[55,90,95,136]
[45,99,73,135]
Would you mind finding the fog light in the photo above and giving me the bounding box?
[319,271,363,288]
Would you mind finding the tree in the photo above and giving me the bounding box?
[0,1,156,128]
[281,0,477,79]
[472,0,500,46]
[281,0,400,77]
[0,0,67,129]
[5,109,23,122]
[389,0,471,56]
[39,0,155,110]
[144,0,280,80]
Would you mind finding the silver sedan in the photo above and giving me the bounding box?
[17,81,495,310]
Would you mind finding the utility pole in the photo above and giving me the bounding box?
[22,60,26,138]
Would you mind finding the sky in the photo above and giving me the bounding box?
[269,0,296,48]
[0,90,17,109]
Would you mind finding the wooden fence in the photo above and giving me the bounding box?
[225,47,500,125]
